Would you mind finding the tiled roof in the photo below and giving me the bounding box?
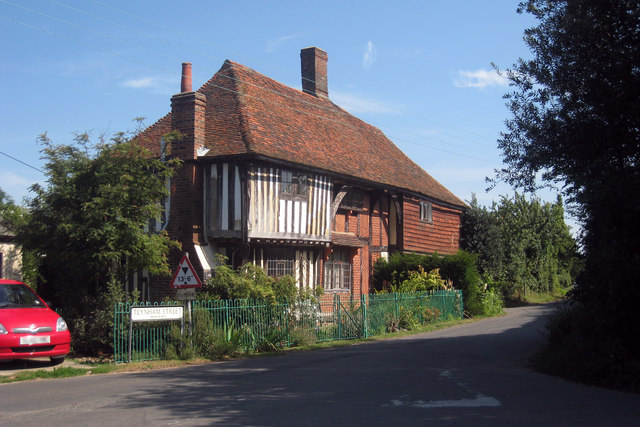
[331,232,366,247]
[142,60,466,208]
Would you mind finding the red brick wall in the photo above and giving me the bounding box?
[402,196,462,255]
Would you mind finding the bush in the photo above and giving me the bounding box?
[534,301,640,392]
[164,312,246,360]
[373,250,486,317]
[479,287,504,317]
[201,255,316,304]
[70,279,139,356]
[288,325,318,347]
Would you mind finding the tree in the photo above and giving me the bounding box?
[461,193,578,298]
[15,132,182,310]
[0,188,21,231]
[460,194,505,279]
[497,1,640,388]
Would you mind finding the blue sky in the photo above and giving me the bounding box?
[1,1,568,226]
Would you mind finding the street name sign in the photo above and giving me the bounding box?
[130,305,184,322]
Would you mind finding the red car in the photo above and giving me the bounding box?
[0,279,71,363]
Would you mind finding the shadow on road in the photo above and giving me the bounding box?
[0,357,72,376]
[104,303,635,426]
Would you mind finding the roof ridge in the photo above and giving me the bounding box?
[219,61,256,154]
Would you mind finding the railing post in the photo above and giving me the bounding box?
[335,294,342,339]
[361,293,368,338]
[224,299,230,332]
[394,292,399,320]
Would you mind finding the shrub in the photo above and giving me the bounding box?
[164,313,246,360]
[201,255,314,304]
[479,287,504,317]
[373,250,485,317]
[533,301,640,392]
[70,279,139,356]
[288,325,318,347]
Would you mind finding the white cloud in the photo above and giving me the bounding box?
[265,34,302,53]
[362,41,378,69]
[454,69,508,88]
[121,75,176,94]
[123,77,154,88]
[332,91,403,115]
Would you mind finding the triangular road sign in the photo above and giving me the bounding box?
[170,255,203,288]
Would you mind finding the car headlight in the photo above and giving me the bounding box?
[56,317,68,332]
[0,322,7,334]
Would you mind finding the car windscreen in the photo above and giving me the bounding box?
[0,284,45,308]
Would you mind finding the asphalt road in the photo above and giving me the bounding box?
[1,304,639,426]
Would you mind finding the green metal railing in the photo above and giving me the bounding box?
[113,301,184,363]
[113,290,463,363]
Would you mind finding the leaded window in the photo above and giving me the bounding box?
[324,249,352,291]
[280,170,309,198]
[267,250,295,277]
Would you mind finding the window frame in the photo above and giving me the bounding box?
[280,170,309,199]
[420,201,433,224]
[266,250,296,278]
[323,249,352,292]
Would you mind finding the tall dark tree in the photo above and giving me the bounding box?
[15,132,182,310]
[497,1,640,388]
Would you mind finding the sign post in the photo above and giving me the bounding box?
[170,253,203,337]
[128,305,184,362]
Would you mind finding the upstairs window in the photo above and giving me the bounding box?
[280,171,308,198]
[420,201,433,223]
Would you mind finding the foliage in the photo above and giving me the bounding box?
[288,325,318,347]
[461,193,580,300]
[478,287,504,317]
[533,301,640,392]
[12,132,181,311]
[496,0,640,388]
[165,312,246,360]
[372,250,489,316]
[71,279,139,356]
[0,188,40,287]
[388,266,449,293]
[202,255,321,304]
[0,188,22,231]
[253,326,288,352]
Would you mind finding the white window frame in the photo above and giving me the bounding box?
[324,249,352,292]
[267,250,295,278]
[420,201,433,223]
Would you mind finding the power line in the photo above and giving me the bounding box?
[73,0,499,147]
[85,0,499,143]
[0,150,44,174]
[0,4,498,163]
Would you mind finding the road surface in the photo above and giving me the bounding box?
[1,304,639,426]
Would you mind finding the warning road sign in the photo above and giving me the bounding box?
[170,255,203,288]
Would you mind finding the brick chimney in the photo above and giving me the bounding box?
[169,63,207,251]
[170,63,206,161]
[301,47,328,98]
[180,62,192,92]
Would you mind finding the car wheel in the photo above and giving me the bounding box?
[50,356,65,364]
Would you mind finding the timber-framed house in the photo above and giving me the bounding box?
[136,47,466,301]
